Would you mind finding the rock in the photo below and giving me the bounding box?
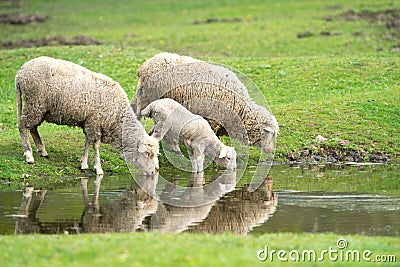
[315,135,328,143]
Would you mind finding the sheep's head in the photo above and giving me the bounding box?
[135,136,160,176]
[253,105,279,155]
[214,145,237,170]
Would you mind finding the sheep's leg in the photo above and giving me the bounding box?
[93,140,104,175]
[15,186,34,234]
[93,174,103,213]
[195,149,205,172]
[164,135,184,156]
[18,113,37,164]
[80,137,90,170]
[187,146,204,172]
[29,188,46,221]
[150,123,165,141]
[30,126,48,158]
[80,178,89,209]
[19,127,34,164]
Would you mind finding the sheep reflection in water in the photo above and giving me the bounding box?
[14,172,277,235]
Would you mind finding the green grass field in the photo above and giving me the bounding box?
[0,232,399,267]
[1,0,399,179]
[0,1,399,266]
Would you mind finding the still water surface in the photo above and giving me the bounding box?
[0,164,399,236]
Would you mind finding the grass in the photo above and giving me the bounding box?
[0,232,398,267]
[0,1,399,265]
[0,46,399,179]
[1,1,399,180]
[1,0,399,57]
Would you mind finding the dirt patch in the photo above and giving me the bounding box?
[0,35,102,49]
[0,13,47,24]
[339,8,400,31]
[193,17,243,25]
[303,8,400,41]
[285,144,390,164]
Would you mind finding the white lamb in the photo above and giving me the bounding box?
[141,98,237,172]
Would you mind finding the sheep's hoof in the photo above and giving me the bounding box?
[94,165,104,176]
[40,154,49,158]
[27,161,35,165]
[173,151,185,157]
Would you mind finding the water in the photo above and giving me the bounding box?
[0,164,399,236]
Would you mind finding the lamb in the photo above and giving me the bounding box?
[141,98,237,172]
[15,56,159,176]
[132,52,279,155]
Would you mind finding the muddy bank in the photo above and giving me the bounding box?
[284,145,391,164]
[0,35,102,49]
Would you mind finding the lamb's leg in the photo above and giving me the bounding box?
[80,137,90,170]
[93,140,104,175]
[30,126,48,158]
[187,145,205,172]
[195,149,205,172]
[164,135,184,156]
[150,122,166,141]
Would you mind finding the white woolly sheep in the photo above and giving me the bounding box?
[141,98,237,172]
[132,52,279,155]
[16,56,159,175]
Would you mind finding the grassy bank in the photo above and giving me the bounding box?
[0,46,399,179]
[0,0,399,179]
[0,232,399,266]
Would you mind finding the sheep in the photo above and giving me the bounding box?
[132,52,279,155]
[141,98,237,172]
[189,177,277,235]
[15,56,159,176]
[149,170,236,233]
[15,175,159,234]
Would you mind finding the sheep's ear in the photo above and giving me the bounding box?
[219,147,227,158]
[138,144,147,153]
[263,127,274,134]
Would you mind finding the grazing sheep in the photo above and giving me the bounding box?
[15,56,159,175]
[141,98,237,172]
[133,52,279,155]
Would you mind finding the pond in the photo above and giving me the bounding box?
[0,164,399,236]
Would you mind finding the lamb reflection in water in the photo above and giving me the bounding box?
[14,171,277,235]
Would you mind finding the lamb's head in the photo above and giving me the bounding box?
[214,145,237,170]
[253,105,279,155]
[135,136,160,176]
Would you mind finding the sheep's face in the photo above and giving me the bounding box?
[260,126,278,154]
[135,137,160,176]
[215,146,237,170]
[254,108,279,155]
